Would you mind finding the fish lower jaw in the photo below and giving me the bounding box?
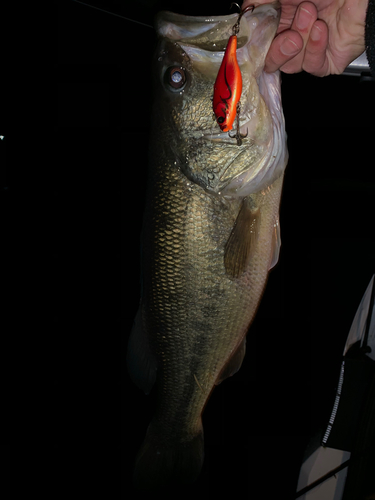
[203,130,238,143]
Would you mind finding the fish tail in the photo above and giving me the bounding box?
[133,420,204,491]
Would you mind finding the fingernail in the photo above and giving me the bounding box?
[311,24,322,41]
[296,7,313,30]
[280,37,300,56]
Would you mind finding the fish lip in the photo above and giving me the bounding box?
[202,130,238,143]
[202,129,251,144]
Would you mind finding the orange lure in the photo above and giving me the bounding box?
[212,4,253,145]
[213,35,242,133]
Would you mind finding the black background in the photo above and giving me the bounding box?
[57,1,375,498]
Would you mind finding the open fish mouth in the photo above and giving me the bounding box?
[156,3,281,145]
[155,2,287,196]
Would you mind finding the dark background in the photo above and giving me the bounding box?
[57,0,375,497]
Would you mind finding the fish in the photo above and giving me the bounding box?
[126,1,288,490]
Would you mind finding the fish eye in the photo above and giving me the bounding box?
[166,67,186,90]
[217,117,225,124]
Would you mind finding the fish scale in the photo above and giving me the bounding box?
[141,135,283,443]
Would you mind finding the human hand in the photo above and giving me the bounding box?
[243,0,368,76]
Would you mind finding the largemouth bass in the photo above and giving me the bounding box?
[127,2,288,490]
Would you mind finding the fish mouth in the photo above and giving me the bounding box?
[168,3,281,145]
[156,4,287,196]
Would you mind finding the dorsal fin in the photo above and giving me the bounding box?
[224,197,260,278]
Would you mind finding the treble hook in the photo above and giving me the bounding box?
[230,3,254,35]
[228,102,248,146]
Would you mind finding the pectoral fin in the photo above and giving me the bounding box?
[224,197,260,279]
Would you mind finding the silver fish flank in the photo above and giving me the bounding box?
[127,2,288,490]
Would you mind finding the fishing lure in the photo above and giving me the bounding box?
[213,4,254,145]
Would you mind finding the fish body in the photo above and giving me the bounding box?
[127,2,288,490]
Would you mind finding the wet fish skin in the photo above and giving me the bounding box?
[127,2,288,490]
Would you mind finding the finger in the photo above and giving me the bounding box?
[291,1,318,41]
[302,20,330,76]
[283,2,318,72]
[264,29,303,73]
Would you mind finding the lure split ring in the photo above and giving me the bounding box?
[212,4,254,146]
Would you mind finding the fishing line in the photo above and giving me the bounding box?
[70,0,154,29]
